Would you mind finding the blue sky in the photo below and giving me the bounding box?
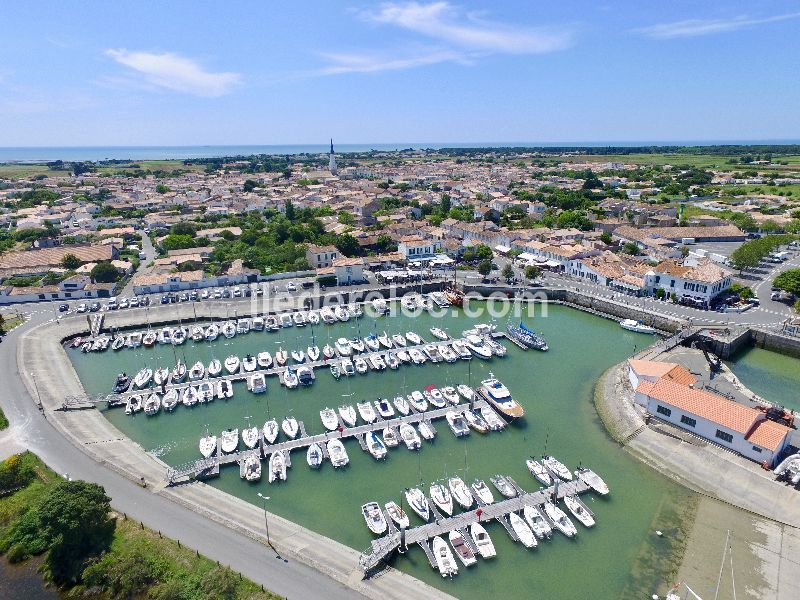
[1,1,799,146]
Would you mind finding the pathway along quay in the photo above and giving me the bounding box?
[359,478,594,575]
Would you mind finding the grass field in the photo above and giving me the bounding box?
[556,153,800,172]
[0,164,71,179]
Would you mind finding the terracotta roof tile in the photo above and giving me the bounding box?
[745,419,791,452]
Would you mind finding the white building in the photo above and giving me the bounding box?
[645,258,733,306]
[398,235,440,260]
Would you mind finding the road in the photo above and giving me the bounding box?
[0,308,362,600]
[118,232,156,298]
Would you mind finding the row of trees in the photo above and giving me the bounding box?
[729,235,796,271]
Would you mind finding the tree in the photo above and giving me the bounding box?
[243,179,258,192]
[170,221,197,236]
[200,566,239,600]
[161,234,196,252]
[773,268,800,296]
[90,262,120,283]
[82,545,162,600]
[375,234,396,252]
[155,184,170,194]
[335,233,360,257]
[477,259,493,277]
[525,265,541,280]
[621,242,641,256]
[501,263,514,281]
[475,244,493,260]
[60,253,80,269]
[338,211,355,225]
[284,200,295,222]
[38,480,115,583]
[599,231,613,245]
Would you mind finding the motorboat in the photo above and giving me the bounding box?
[385,352,400,370]
[322,344,336,359]
[329,363,341,379]
[220,429,239,453]
[526,459,553,486]
[399,423,421,450]
[188,361,205,381]
[127,395,143,413]
[432,536,458,577]
[451,340,472,360]
[401,295,417,311]
[334,305,350,321]
[423,344,442,363]
[111,337,125,351]
[216,380,233,399]
[263,419,279,444]
[251,316,265,331]
[471,479,494,504]
[480,406,506,431]
[374,398,394,419]
[405,331,422,345]
[576,467,609,495]
[242,426,260,449]
[542,455,573,481]
[320,307,336,324]
[441,386,459,405]
[224,355,240,375]
[392,395,410,415]
[282,416,299,439]
[430,326,449,341]
[207,359,222,378]
[190,326,204,342]
[112,373,130,394]
[181,386,198,407]
[543,501,577,538]
[291,349,305,363]
[464,335,493,359]
[377,332,392,349]
[404,488,430,521]
[506,322,549,351]
[470,523,496,559]
[362,502,388,535]
[348,304,363,319]
[157,327,172,345]
[236,319,250,335]
[485,338,507,357]
[248,372,267,393]
[523,505,553,539]
[205,324,219,342]
[197,381,215,403]
[221,321,236,339]
[620,319,656,334]
[307,310,320,325]
[340,359,355,377]
[418,421,436,441]
[170,328,187,345]
[274,348,288,367]
[391,334,407,347]
[144,393,161,415]
[425,388,446,408]
[408,390,428,412]
[382,427,399,447]
[327,439,349,468]
[510,512,538,548]
[354,357,369,374]
[335,338,351,356]
[242,354,257,372]
[456,384,474,401]
[448,477,473,509]
[396,349,411,364]
[244,454,261,482]
[279,313,293,328]
[265,315,280,331]
[464,409,489,434]
[384,501,409,529]
[430,482,453,516]
[446,411,470,437]
[293,312,306,327]
[449,530,477,567]
[307,345,320,362]
[297,366,314,386]
[307,443,323,468]
[268,451,287,483]
[478,375,524,420]
[283,368,299,389]
[366,432,387,460]
[338,405,357,427]
[370,354,387,371]
[408,348,427,365]
[142,331,157,347]
[490,475,517,498]
[320,407,339,431]
[364,335,380,352]
[439,345,458,363]
[199,433,217,458]
[162,389,179,411]
[257,352,273,369]
[357,401,377,424]
[133,368,153,389]
[564,495,596,528]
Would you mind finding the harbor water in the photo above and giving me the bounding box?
[726,346,800,412]
[68,302,693,599]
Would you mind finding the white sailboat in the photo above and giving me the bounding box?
[430,482,453,516]
[470,523,496,558]
[356,401,377,424]
[199,433,217,458]
[242,426,259,449]
[448,477,474,509]
[404,488,430,521]
[224,355,240,374]
[471,479,494,504]
[306,442,323,468]
[263,419,279,444]
[220,429,239,453]
[281,416,299,439]
[338,405,357,427]
[384,501,409,529]
[509,512,538,548]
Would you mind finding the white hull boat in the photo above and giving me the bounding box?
[399,423,421,450]
[470,523,496,558]
[542,455,573,481]
[338,405,357,427]
[510,512,538,548]
[224,355,240,375]
[268,451,287,483]
[357,401,377,424]
[307,442,323,468]
[385,501,410,529]
[433,536,458,577]
[620,319,656,334]
[564,495,595,528]
[404,487,430,521]
[362,502,388,535]
[199,434,217,458]
[263,419,279,444]
[242,426,259,449]
[244,454,261,482]
[281,416,299,439]
[576,467,609,495]
[448,477,474,509]
[320,407,339,431]
[543,501,577,538]
[526,459,553,486]
[327,439,349,468]
[221,429,239,453]
[430,483,453,516]
[449,530,477,567]
[523,505,553,539]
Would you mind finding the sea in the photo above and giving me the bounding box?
[1,140,798,162]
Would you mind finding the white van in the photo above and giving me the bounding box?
[107,297,118,310]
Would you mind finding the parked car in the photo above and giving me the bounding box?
[76,303,88,313]
[222,289,231,298]
[58,303,69,312]
[160,295,170,305]
[201,289,210,299]
[140,296,150,306]
[89,302,101,312]
[286,281,297,292]
[301,281,314,289]
[233,286,242,297]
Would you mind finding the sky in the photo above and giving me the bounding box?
[1,0,799,146]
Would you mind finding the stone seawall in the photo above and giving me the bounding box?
[751,328,800,359]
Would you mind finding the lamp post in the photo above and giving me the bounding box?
[257,493,272,547]
[30,371,43,411]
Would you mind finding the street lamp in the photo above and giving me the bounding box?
[257,493,272,547]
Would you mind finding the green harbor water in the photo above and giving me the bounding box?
[68,302,692,599]
[727,347,800,412]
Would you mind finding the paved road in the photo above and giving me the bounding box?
[0,308,361,600]
[118,232,156,298]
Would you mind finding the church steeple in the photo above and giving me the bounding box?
[329,138,337,176]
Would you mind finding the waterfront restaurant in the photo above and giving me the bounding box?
[634,376,792,467]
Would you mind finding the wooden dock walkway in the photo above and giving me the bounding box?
[359,478,592,574]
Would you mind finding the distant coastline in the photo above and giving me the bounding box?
[1,140,799,162]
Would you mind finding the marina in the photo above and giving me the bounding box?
[66,301,692,600]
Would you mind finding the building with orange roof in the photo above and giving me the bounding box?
[635,377,791,466]
[627,358,697,389]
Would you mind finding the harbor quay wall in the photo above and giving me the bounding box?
[751,328,800,359]
[17,317,456,600]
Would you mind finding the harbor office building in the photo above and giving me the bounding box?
[630,361,791,467]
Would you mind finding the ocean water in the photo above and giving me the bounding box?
[67,303,690,599]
